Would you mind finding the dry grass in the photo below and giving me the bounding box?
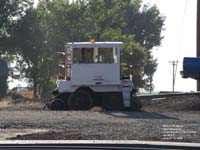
[0,96,44,108]
[0,97,13,108]
[19,91,34,99]
[16,100,43,107]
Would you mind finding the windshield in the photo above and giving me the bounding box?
[73,47,117,64]
[0,0,199,146]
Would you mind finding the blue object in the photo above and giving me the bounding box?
[181,57,200,79]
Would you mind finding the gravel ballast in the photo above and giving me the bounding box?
[0,94,199,142]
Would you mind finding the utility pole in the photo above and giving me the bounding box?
[169,61,178,92]
[197,0,200,91]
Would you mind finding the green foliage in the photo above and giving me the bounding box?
[0,0,33,97]
[144,52,157,93]
[10,6,56,97]
[121,41,147,88]
[0,0,19,37]
[83,0,127,40]
[123,2,165,91]
[124,3,165,50]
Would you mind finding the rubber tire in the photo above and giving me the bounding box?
[68,90,94,110]
[50,98,65,110]
[102,92,123,111]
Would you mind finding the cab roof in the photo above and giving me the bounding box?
[66,42,123,48]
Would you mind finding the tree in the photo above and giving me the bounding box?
[0,0,33,48]
[121,41,147,89]
[0,0,19,37]
[11,7,56,97]
[1,0,164,98]
[123,1,165,92]
[0,0,33,97]
[82,0,127,41]
[144,52,157,93]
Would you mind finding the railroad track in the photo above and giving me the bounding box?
[138,92,200,100]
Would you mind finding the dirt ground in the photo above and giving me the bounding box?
[0,95,200,142]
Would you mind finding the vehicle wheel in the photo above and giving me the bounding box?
[102,92,123,111]
[50,98,65,110]
[131,96,142,111]
[68,90,94,110]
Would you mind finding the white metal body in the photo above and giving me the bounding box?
[71,64,120,85]
[57,42,133,107]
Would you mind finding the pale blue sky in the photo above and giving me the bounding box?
[143,0,197,92]
[10,0,198,92]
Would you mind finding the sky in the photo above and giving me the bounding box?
[9,0,198,92]
[142,0,197,92]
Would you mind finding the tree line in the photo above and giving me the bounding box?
[0,0,165,98]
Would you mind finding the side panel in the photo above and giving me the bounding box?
[57,80,76,93]
[57,80,133,93]
[71,64,120,85]
[57,80,122,93]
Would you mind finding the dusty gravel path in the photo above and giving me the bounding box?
[0,94,199,142]
[0,109,199,142]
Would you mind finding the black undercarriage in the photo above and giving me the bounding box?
[43,88,142,111]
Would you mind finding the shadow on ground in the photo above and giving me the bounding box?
[102,111,178,120]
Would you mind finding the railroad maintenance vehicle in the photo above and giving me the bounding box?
[45,41,141,111]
